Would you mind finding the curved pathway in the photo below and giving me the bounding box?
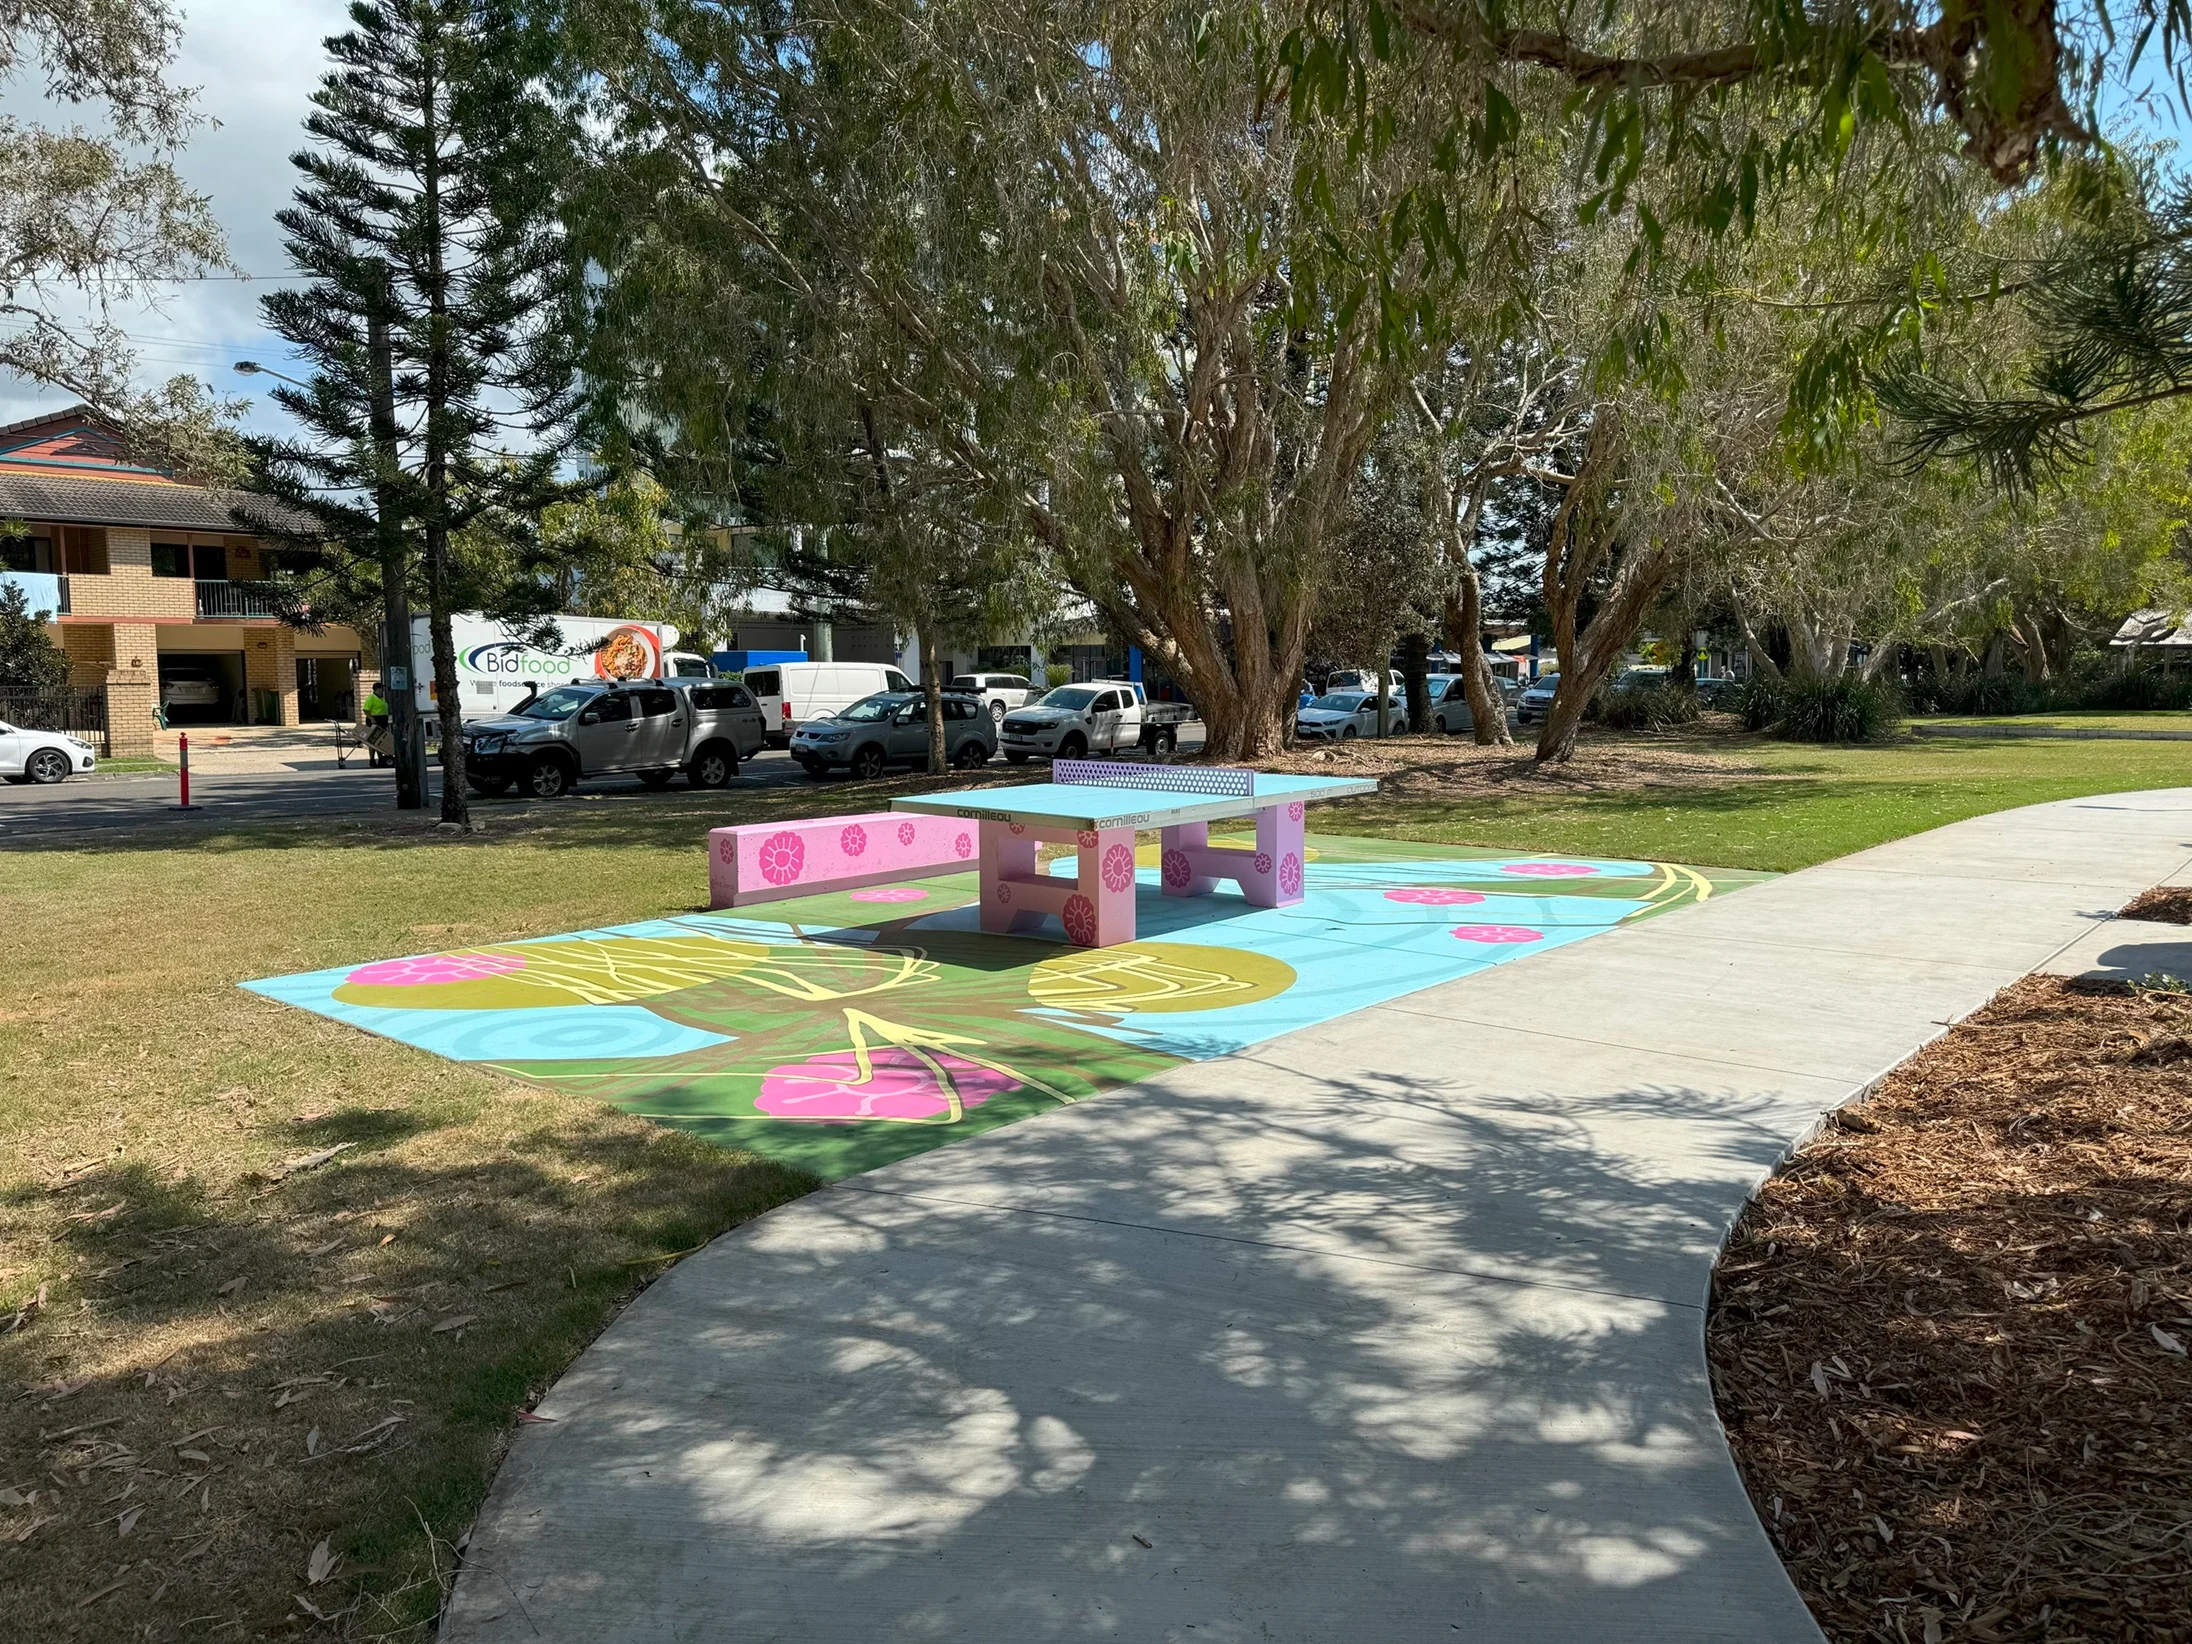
[443,791,2192,1642]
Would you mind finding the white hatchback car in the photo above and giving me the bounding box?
[1294,690,1406,742]
[0,719,97,783]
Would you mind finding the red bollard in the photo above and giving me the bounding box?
[170,731,200,811]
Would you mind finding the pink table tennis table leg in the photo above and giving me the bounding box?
[979,819,1139,946]
[1158,799,1306,908]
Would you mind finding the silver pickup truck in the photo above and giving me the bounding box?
[459,678,766,798]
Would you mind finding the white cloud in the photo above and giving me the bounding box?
[0,0,350,431]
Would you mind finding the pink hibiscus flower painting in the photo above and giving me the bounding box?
[349,951,526,987]
[755,1047,1019,1123]
[1450,924,1544,944]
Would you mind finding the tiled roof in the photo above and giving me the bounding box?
[0,470,313,535]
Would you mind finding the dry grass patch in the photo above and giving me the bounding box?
[0,818,820,1640]
[1709,976,2192,1643]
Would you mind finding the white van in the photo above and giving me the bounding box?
[743,661,915,746]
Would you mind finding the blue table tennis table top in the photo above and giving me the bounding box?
[890,771,1378,832]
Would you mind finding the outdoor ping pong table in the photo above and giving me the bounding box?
[889,760,1378,947]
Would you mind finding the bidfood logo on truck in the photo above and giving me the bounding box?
[457,625,662,683]
[461,642,576,679]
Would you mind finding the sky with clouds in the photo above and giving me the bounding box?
[0,0,349,433]
[0,4,2186,444]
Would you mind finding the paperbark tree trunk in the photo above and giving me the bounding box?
[1443,574,1513,745]
[1532,417,1679,763]
[1535,542,1674,761]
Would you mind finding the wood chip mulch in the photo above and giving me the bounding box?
[1708,976,2192,1644]
[2120,886,2192,925]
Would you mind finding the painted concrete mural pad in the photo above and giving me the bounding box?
[244,834,1769,1180]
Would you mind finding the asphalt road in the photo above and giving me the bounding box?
[0,746,830,843]
[0,722,1221,845]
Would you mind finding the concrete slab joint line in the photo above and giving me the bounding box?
[439,790,2192,1644]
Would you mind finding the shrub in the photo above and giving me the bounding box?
[1772,676,1905,743]
[2085,667,2192,712]
[1731,675,1784,732]
[1598,681,1704,732]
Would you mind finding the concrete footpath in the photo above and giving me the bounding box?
[442,790,2192,1643]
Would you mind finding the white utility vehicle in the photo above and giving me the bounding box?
[998,679,1194,762]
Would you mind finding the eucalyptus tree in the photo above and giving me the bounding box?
[573,0,1467,757]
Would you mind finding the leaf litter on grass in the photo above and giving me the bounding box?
[1708,976,2192,1643]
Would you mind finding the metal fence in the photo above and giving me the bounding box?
[0,686,108,754]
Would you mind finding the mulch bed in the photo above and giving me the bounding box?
[1708,976,2192,1644]
[2120,886,2192,925]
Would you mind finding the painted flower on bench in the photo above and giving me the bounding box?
[755,1045,1018,1123]
[840,823,868,857]
[756,830,806,886]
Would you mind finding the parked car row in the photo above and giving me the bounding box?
[1293,673,1505,740]
[460,675,767,799]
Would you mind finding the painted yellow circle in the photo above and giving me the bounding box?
[1027,941,1296,1015]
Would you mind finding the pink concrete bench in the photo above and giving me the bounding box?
[707,811,979,908]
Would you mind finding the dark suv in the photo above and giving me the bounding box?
[789,691,997,779]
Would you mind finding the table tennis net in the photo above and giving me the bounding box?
[1052,759,1254,797]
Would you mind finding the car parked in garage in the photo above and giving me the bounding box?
[460,677,765,798]
[791,690,996,778]
[0,719,96,783]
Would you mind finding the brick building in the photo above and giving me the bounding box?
[0,406,364,758]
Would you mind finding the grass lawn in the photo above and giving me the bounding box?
[3,725,2188,1636]
[1912,710,2192,733]
[1309,728,2192,872]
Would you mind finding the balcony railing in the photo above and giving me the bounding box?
[195,579,283,618]
[0,568,66,616]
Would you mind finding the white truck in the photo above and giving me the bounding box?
[997,679,1194,762]
[411,615,684,722]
